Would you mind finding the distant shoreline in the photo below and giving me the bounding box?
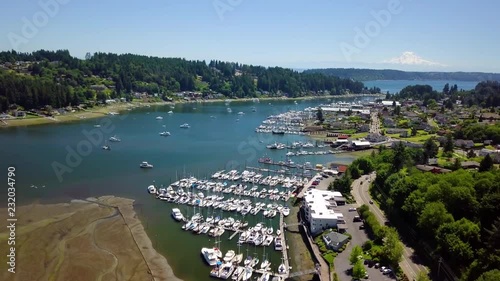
[0,93,383,128]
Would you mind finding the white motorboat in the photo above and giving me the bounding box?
[233,253,243,264]
[180,123,190,128]
[274,237,283,251]
[109,135,121,142]
[156,116,163,120]
[238,111,245,115]
[232,267,244,280]
[258,272,271,281]
[171,208,185,221]
[276,230,281,236]
[167,111,173,114]
[282,207,290,217]
[227,108,232,113]
[201,247,221,266]
[219,263,236,279]
[102,145,111,150]
[260,259,271,270]
[147,185,156,194]
[140,161,153,168]
[266,227,273,235]
[223,250,236,262]
[159,131,171,136]
[242,266,253,281]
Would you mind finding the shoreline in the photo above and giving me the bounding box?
[0,196,182,281]
[0,93,383,128]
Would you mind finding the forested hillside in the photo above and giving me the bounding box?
[0,50,372,112]
[304,68,500,82]
[347,145,500,281]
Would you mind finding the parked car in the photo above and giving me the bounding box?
[348,207,357,212]
[369,200,373,204]
[353,216,362,222]
[380,266,386,272]
[374,263,380,269]
[359,224,365,229]
[383,268,393,275]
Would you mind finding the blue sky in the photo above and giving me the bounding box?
[1,0,499,72]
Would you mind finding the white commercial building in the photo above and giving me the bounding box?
[303,189,345,234]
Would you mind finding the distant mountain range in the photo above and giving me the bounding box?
[303,68,500,82]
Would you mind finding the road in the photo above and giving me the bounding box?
[351,173,427,280]
[369,111,381,134]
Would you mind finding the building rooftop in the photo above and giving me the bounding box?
[304,189,344,220]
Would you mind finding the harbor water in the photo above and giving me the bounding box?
[0,97,372,281]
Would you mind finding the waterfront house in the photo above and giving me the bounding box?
[322,231,349,251]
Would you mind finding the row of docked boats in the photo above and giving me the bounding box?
[286,150,338,156]
[211,170,308,188]
[204,246,287,280]
[157,186,291,217]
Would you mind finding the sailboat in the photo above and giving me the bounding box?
[277,256,287,275]
[260,239,271,271]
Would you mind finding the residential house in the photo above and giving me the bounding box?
[383,117,396,128]
[461,161,480,170]
[428,158,438,166]
[322,231,350,251]
[415,165,451,174]
[455,139,474,149]
[480,113,500,122]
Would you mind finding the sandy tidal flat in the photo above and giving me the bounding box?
[0,196,182,281]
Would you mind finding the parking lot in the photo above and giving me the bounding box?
[334,203,396,281]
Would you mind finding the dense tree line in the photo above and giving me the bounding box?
[353,147,500,281]
[455,123,500,143]
[304,68,500,82]
[0,50,368,112]
[386,81,500,109]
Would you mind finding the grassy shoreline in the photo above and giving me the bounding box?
[1,94,383,128]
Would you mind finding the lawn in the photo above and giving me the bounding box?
[386,130,435,143]
[350,132,369,139]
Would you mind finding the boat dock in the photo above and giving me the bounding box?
[228,230,241,240]
[278,212,290,279]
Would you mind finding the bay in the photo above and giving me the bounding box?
[363,80,479,94]
[0,97,371,281]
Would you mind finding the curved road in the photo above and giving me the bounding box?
[351,173,427,280]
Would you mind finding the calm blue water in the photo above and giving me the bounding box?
[364,80,479,94]
[0,98,371,281]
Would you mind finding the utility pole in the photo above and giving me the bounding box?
[437,257,443,279]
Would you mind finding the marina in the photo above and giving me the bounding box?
[147,168,305,280]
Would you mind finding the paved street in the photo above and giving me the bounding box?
[351,173,428,280]
[369,112,381,134]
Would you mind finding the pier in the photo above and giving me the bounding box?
[228,230,241,240]
[279,212,290,279]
